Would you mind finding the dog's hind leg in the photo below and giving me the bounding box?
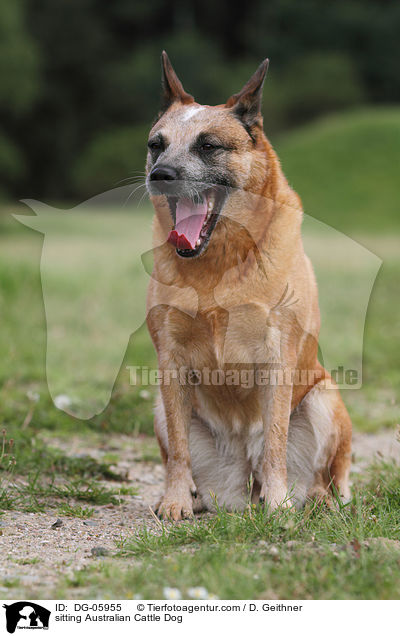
[328,390,352,502]
[287,378,352,507]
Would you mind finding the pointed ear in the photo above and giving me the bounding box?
[225,59,269,130]
[161,50,194,111]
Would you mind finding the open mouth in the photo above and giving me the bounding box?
[166,187,225,258]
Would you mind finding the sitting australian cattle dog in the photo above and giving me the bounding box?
[145,52,352,520]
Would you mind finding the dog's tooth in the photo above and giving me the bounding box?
[196,239,201,247]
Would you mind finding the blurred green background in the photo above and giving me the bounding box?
[0,0,400,206]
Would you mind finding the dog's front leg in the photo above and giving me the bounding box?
[259,379,293,510]
[157,377,196,521]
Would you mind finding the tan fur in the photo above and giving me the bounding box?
[146,56,352,520]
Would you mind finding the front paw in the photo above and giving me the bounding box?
[155,490,194,521]
[259,480,291,510]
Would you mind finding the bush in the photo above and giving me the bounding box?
[0,0,40,114]
[263,52,365,133]
[73,125,149,199]
[0,131,25,200]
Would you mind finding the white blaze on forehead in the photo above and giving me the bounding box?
[181,105,206,121]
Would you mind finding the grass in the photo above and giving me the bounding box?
[14,557,40,566]
[61,543,400,600]
[56,503,95,518]
[65,544,400,599]
[276,107,400,234]
[128,465,400,555]
[53,460,400,600]
[0,107,399,599]
[0,426,136,513]
[2,473,136,513]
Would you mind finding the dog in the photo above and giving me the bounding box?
[145,51,352,520]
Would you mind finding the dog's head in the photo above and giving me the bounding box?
[146,52,271,259]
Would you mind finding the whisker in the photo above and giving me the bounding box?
[136,189,150,208]
[123,183,147,208]
[115,176,147,186]
[126,170,147,176]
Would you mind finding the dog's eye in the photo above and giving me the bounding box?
[200,143,217,152]
[148,140,162,151]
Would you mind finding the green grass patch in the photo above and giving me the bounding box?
[54,460,400,600]
[2,465,137,514]
[276,107,400,234]
[56,503,95,518]
[14,557,40,566]
[59,541,400,600]
[122,462,400,558]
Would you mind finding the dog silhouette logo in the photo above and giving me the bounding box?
[2,602,50,633]
[15,187,381,419]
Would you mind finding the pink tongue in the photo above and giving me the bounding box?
[168,197,208,250]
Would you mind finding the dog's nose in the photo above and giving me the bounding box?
[150,165,179,181]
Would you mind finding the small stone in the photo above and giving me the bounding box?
[91,546,110,557]
[83,520,97,527]
[51,519,63,529]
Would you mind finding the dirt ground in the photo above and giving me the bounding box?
[0,429,399,598]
